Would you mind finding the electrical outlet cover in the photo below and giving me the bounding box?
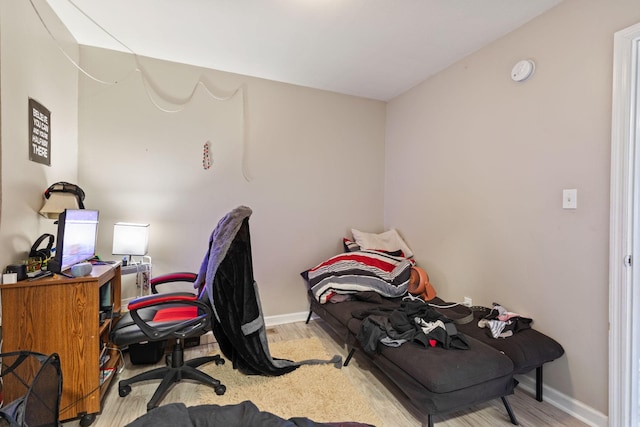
[563,189,577,209]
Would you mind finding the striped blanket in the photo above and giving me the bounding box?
[306,250,413,304]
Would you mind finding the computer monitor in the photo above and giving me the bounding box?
[48,209,99,273]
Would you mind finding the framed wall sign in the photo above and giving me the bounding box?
[28,98,51,166]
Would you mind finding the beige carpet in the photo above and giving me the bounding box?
[195,337,381,426]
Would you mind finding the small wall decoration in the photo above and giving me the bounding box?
[28,98,51,166]
[202,141,212,170]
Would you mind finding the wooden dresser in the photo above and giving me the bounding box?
[1,263,122,426]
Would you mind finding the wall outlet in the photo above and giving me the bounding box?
[563,188,578,209]
[463,297,472,307]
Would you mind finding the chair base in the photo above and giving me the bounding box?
[118,341,226,411]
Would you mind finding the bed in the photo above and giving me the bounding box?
[301,228,563,426]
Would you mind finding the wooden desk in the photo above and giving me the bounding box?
[1,264,122,425]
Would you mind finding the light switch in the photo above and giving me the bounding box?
[563,189,577,209]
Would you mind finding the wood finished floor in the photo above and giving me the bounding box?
[63,319,588,427]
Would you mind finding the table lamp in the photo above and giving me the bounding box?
[112,222,150,265]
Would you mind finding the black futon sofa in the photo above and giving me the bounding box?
[306,290,564,427]
[306,292,518,427]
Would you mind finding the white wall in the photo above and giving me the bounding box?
[0,1,79,272]
[77,48,387,313]
[3,0,631,419]
[385,0,640,417]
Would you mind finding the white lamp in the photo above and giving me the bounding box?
[112,222,150,264]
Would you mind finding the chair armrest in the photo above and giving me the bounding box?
[128,292,212,341]
[128,292,198,310]
[150,272,198,294]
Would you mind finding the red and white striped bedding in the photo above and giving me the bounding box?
[306,250,413,303]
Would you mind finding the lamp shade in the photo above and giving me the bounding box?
[39,193,81,219]
[112,222,150,256]
[39,181,86,219]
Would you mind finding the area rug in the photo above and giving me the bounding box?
[195,337,382,426]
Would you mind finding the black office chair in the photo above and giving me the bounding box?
[0,350,62,427]
[110,271,226,411]
[111,206,338,411]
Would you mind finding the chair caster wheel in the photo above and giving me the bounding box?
[165,354,172,366]
[215,385,226,395]
[119,384,132,397]
[215,358,225,366]
[79,413,96,427]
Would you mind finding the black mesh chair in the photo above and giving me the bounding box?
[0,351,62,427]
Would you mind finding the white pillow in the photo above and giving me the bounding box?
[351,228,413,258]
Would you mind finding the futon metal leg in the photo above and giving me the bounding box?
[343,348,356,366]
[425,414,434,427]
[536,366,543,401]
[501,396,519,425]
[305,308,313,324]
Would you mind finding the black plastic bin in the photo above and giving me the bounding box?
[128,341,166,365]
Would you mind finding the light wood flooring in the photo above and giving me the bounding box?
[63,319,588,427]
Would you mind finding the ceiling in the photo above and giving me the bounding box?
[45,0,562,101]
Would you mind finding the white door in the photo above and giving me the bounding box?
[610,22,640,427]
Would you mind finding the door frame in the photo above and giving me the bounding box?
[609,21,640,427]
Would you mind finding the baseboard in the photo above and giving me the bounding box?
[515,374,607,427]
[264,311,310,327]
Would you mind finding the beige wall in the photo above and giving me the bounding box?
[77,48,386,313]
[0,1,79,272]
[3,0,635,419]
[385,0,640,416]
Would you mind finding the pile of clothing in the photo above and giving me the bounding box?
[353,298,469,353]
[477,303,533,339]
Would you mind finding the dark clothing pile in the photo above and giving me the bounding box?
[353,300,470,354]
[195,206,340,376]
[125,401,375,427]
